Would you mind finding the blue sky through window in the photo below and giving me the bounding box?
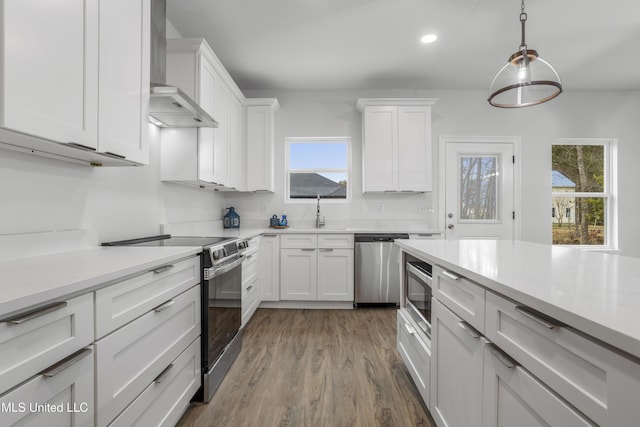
[289,142,347,169]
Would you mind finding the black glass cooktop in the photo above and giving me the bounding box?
[102,234,232,248]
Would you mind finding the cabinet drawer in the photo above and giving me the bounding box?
[95,255,200,338]
[397,309,430,406]
[0,346,94,427]
[433,265,485,333]
[486,291,640,427]
[108,337,201,427]
[241,250,258,289]
[0,293,93,393]
[242,277,259,327]
[95,285,200,427]
[483,344,594,427]
[318,234,354,249]
[280,234,317,249]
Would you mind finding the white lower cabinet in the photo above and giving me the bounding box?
[0,346,94,427]
[280,248,318,300]
[482,344,594,427]
[280,234,354,302]
[95,285,200,427]
[108,337,201,427]
[397,309,430,406]
[259,234,280,302]
[430,298,485,427]
[0,293,94,394]
[242,239,261,326]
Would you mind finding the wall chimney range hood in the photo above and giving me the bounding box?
[149,0,217,128]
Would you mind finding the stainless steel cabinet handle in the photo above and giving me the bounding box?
[154,363,174,383]
[442,270,460,281]
[2,301,68,325]
[41,347,92,378]
[319,248,334,252]
[154,300,176,312]
[301,248,316,251]
[404,323,416,334]
[514,306,558,329]
[151,264,174,274]
[487,344,517,368]
[458,321,480,339]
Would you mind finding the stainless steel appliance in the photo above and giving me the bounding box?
[405,260,433,338]
[354,233,409,306]
[102,234,247,402]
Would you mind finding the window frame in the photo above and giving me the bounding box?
[551,138,618,250]
[284,137,352,203]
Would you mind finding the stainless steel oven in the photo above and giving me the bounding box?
[405,260,432,338]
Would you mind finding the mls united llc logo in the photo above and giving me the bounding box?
[1,402,89,413]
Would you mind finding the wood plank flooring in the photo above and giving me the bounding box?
[177,308,434,427]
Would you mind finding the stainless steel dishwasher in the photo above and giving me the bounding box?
[354,233,409,306]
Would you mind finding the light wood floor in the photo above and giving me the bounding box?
[177,308,434,427]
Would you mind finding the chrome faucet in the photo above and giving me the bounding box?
[315,194,325,228]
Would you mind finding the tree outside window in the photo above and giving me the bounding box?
[551,140,615,247]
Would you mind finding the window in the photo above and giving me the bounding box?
[551,139,617,248]
[285,137,350,201]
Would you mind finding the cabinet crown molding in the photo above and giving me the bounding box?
[245,98,280,110]
[356,98,439,111]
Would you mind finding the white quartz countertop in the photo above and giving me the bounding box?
[395,239,640,360]
[0,246,201,318]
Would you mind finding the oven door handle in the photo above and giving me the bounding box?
[206,256,244,278]
[407,263,432,285]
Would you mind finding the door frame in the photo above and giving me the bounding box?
[438,136,522,240]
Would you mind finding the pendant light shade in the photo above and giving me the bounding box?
[488,1,562,108]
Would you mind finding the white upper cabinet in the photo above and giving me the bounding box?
[98,0,150,164]
[163,38,245,189]
[1,0,99,148]
[357,99,437,193]
[0,0,149,166]
[246,99,279,192]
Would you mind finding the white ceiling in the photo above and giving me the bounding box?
[166,0,640,92]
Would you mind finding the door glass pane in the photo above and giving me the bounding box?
[459,156,499,220]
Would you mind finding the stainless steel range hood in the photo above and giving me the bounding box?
[149,0,217,128]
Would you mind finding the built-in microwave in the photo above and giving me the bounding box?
[405,260,432,338]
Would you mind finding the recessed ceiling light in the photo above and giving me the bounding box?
[420,34,438,44]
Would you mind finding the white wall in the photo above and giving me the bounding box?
[0,125,225,243]
[228,89,640,257]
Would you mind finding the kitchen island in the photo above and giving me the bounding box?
[395,238,640,427]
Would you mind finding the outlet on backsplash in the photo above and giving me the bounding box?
[376,204,384,213]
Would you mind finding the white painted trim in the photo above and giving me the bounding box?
[551,138,618,250]
[356,98,439,111]
[438,135,522,241]
[284,137,352,204]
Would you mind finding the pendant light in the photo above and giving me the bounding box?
[488,0,562,108]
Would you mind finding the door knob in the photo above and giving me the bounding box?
[447,224,454,229]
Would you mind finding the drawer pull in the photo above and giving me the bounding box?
[458,321,480,339]
[154,300,176,312]
[2,301,68,325]
[41,347,93,378]
[151,264,174,274]
[301,248,316,251]
[514,306,558,329]
[263,234,278,237]
[154,363,174,384]
[442,270,461,281]
[247,285,254,291]
[319,248,334,252]
[487,344,517,369]
[404,323,416,335]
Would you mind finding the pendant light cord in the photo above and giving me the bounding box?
[520,0,527,51]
